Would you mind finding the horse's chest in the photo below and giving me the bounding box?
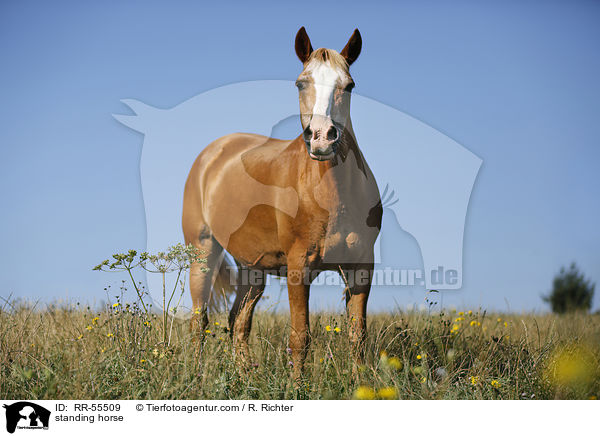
[320,207,376,264]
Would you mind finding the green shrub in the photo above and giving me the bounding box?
[543,263,595,314]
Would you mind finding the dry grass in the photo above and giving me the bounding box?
[1,300,599,400]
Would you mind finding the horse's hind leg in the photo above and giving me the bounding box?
[189,231,224,337]
[228,267,265,360]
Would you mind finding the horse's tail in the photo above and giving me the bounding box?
[209,254,238,312]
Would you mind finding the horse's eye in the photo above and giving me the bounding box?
[344,83,355,93]
[296,81,306,91]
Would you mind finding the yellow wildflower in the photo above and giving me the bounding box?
[503,321,508,327]
[458,311,464,316]
[194,308,201,314]
[77,334,83,340]
[470,376,479,385]
[143,321,151,327]
[420,376,427,384]
[470,320,481,327]
[468,310,473,315]
[325,325,332,332]
[205,329,211,334]
[545,345,598,390]
[380,352,388,365]
[140,359,146,363]
[30,343,35,348]
[353,386,376,400]
[388,357,403,370]
[454,317,465,322]
[92,316,99,324]
[416,353,426,360]
[101,348,105,353]
[106,333,114,338]
[377,386,398,400]
[334,327,341,333]
[112,303,120,308]
[497,317,502,323]
[86,325,93,331]
[214,321,220,326]
[491,380,501,388]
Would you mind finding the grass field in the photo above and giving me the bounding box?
[1,300,599,400]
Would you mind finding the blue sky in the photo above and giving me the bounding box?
[1,0,599,313]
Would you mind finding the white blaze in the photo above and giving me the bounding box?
[310,63,341,118]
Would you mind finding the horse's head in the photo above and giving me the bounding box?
[294,27,361,161]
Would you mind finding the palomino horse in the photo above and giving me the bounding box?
[182,27,382,378]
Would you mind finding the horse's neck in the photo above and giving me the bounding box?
[323,122,367,185]
[298,121,369,213]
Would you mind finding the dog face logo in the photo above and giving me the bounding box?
[2,402,50,433]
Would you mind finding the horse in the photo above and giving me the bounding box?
[182,27,382,379]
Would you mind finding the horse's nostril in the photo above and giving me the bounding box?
[326,126,338,141]
[303,127,312,141]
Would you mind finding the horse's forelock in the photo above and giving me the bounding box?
[305,48,349,72]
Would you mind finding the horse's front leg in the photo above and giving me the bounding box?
[286,252,311,382]
[344,263,373,362]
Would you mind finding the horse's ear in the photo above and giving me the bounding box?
[340,29,362,66]
[295,27,313,64]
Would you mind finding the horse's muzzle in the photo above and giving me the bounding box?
[303,124,340,161]
[307,142,338,161]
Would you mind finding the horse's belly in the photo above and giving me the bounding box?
[225,204,287,269]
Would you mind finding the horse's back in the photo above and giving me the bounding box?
[191,132,291,178]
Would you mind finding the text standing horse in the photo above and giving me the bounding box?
[182,27,382,379]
